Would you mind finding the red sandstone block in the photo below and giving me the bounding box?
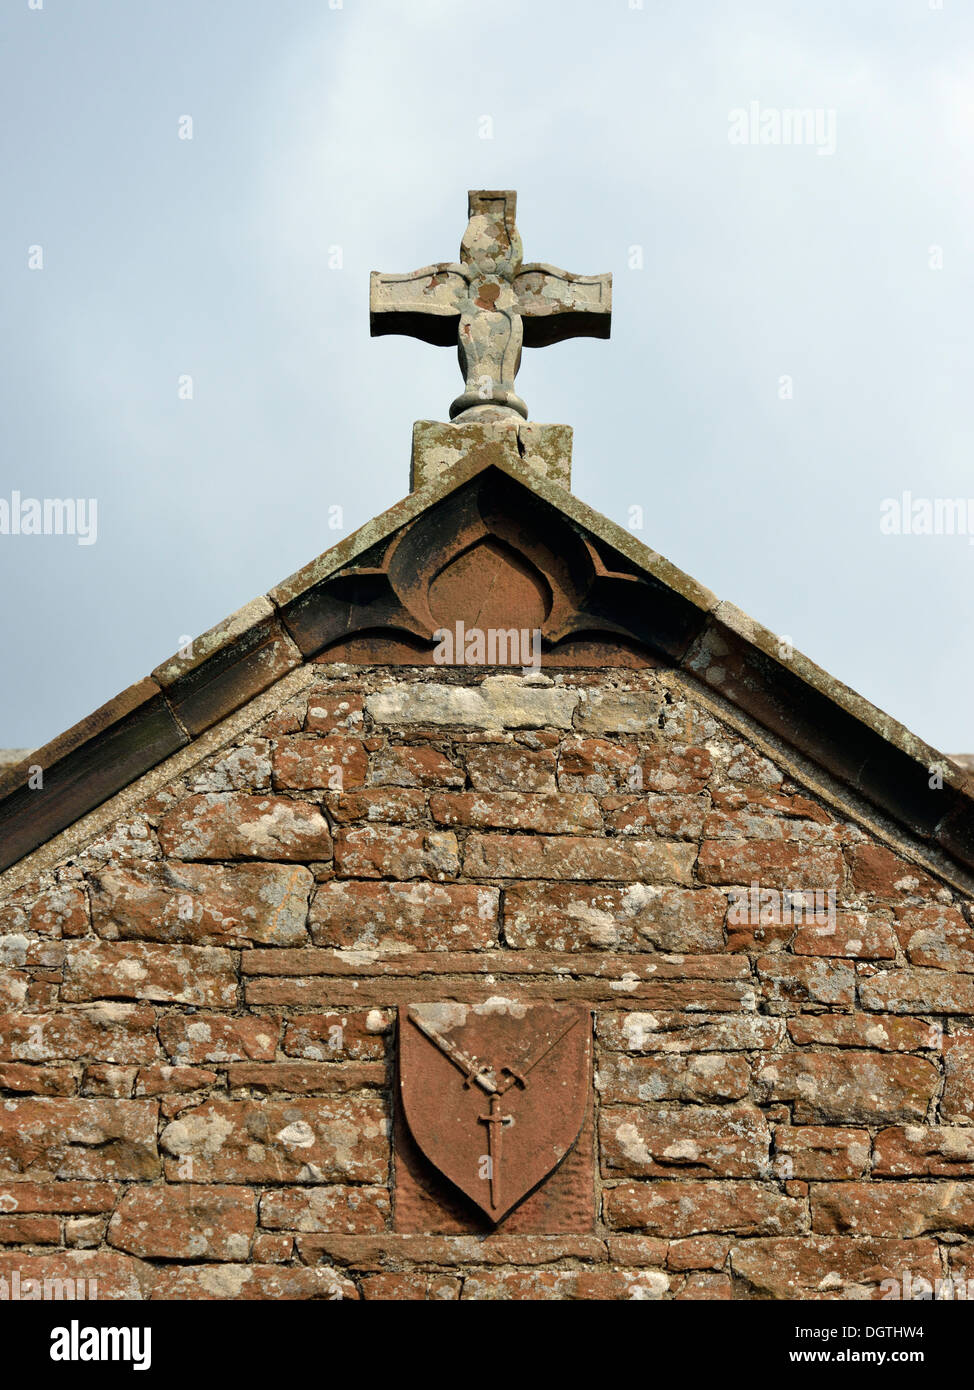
[0,1215,61,1244]
[259,1185,390,1234]
[325,788,426,824]
[465,745,556,792]
[305,693,364,733]
[226,1062,386,1093]
[849,845,939,898]
[792,912,896,959]
[159,1097,388,1184]
[158,793,333,861]
[557,737,640,793]
[108,1185,256,1260]
[333,826,459,879]
[596,1053,749,1104]
[460,1268,671,1300]
[430,790,600,833]
[599,1103,770,1178]
[811,1182,974,1238]
[771,1126,871,1180]
[697,840,844,890]
[272,735,367,791]
[755,954,856,1008]
[730,1236,940,1299]
[752,1050,939,1124]
[0,1251,147,1300]
[0,1098,160,1181]
[60,942,237,1008]
[368,745,464,788]
[873,1126,974,1176]
[602,794,707,840]
[87,861,312,947]
[597,1011,784,1053]
[786,1013,941,1051]
[603,1181,805,1238]
[0,1181,118,1214]
[503,883,726,953]
[893,902,974,971]
[464,834,695,882]
[860,967,974,1014]
[147,1263,357,1300]
[282,1010,392,1061]
[159,1013,280,1064]
[310,880,497,951]
[0,1007,161,1064]
[0,1062,79,1096]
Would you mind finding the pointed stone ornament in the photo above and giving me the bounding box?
[371,190,611,422]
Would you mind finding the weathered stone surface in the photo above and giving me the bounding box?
[365,678,579,730]
[943,1031,974,1122]
[730,1236,941,1299]
[0,1006,160,1064]
[0,1099,159,1180]
[596,1053,749,1104]
[61,942,237,1007]
[752,1051,939,1124]
[602,794,708,841]
[0,1250,148,1300]
[0,1181,118,1214]
[773,1126,871,1180]
[604,1181,805,1237]
[159,1013,280,1064]
[697,840,843,889]
[272,735,367,791]
[310,881,498,951]
[368,745,464,788]
[333,827,459,879]
[849,846,939,898]
[160,1098,387,1183]
[282,1011,392,1062]
[259,1185,390,1233]
[792,913,896,959]
[460,1268,669,1300]
[600,1104,770,1178]
[860,968,974,1014]
[786,1014,942,1052]
[88,862,312,946]
[227,1062,385,1094]
[465,744,556,792]
[108,1185,256,1259]
[756,954,856,1009]
[0,1062,79,1095]
[873,1126,974,1177]
[811,1182,974,1238]
[158,794,333,862]
[597,1011,784,1054]
[305,693,364,734]
[148,1263,357,1300]
[573,690,661,733]
[326,788,426,824]
[504,884,726,952]
[464,834,694,882]
[430,790,600,833]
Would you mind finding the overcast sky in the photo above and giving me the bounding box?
[1,0,972,756]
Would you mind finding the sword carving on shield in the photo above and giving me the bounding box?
[406,1009,582,1214]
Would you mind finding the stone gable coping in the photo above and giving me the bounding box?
[0,441,971,877]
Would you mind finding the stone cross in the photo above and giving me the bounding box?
[370,190,611,422]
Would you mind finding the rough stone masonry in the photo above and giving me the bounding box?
[1,190,973,1301]
[1,662,973,1300]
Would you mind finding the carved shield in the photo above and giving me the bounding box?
[398,1001,591,1224]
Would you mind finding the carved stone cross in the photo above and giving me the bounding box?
[370,190,611,422]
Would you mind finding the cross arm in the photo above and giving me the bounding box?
[369,263,470,347]
[513,263,612,347]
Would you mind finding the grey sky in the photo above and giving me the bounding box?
[1,0,972,755]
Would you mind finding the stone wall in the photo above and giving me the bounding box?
[1,666,972,1300]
